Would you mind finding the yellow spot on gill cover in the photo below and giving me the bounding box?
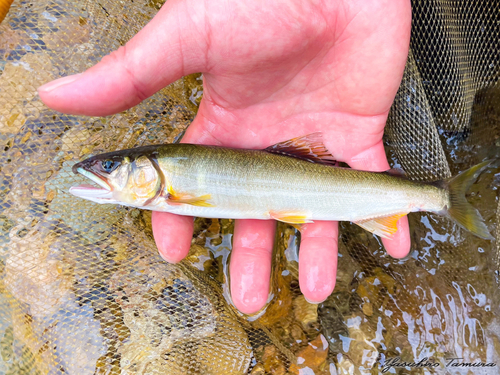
[134,170,157,196]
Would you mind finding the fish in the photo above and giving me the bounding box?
[69,133,494,240]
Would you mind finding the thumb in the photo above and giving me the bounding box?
[38,0,206,116]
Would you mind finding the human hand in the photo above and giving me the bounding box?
[39,0,412,314]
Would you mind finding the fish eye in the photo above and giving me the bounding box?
[101,160,119,173]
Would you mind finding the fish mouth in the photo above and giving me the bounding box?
[69,167,114,203]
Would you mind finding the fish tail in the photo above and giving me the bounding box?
[443,160,494,240]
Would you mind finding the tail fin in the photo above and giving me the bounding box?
[445,160,494,240]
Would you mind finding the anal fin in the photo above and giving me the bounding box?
[354,213,407,239]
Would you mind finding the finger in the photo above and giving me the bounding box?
[38,0,206,116]
[348,141,411,258]
[299,221,338,303]
[151,211,194,263]
[230,219,276,314]
[180,109,224,146]
[383,215,410,258]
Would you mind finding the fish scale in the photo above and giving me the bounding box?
[157,144,440,220]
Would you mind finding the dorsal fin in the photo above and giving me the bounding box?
[264,132,337,166]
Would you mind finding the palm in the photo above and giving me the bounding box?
[180,0,409,166]
[39,0,411,314]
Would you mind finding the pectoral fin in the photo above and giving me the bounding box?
[269,211,313,225]
[167,186,214,207]
[354,213,407,239]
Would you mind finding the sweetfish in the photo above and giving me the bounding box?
[69,133,493,240]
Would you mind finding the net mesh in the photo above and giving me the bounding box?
[0,0,499,374]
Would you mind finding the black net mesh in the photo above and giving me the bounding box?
[0,0,499,374]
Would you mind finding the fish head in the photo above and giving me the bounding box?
[70,151,161,207]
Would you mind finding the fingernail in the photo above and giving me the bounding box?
[304,296,325,304]
[157,250,180,264]
[38,73,82,93]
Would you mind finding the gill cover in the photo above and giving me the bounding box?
[130,156,162,204]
